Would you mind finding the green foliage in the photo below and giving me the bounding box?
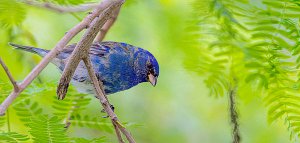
[49,0,93,5]
[52,91,91,118]
[185,0,246,97]
[0,77,112,141]
[0,132,29,143]
[243,0,300,140]
[0,82,10,128]
[69,114,113,133]
[0,116,6,129]
[28,116,69,143]
[0,0,27,28]
[186,0,300,140]
[71,137,107,143]
[13,99,43,124]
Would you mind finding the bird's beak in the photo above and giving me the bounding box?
[148,74,157,86]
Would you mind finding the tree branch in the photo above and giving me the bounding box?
[229,84,240,143]
[94,7,121,42]
[55,0,135,141]
[112,122,125,143]
[23,0,98,13]
[83,56,135,143]
[0,58,19,92]
[57,1,122,99]
[1,0,135,142]
[0,0,118,115]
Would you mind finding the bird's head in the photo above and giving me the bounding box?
[134,49,159,86]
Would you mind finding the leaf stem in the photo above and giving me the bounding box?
[229,84,240,143]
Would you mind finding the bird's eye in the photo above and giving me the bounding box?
[147,63,153,69]
[146,64,154,74]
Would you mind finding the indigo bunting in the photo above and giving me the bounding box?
[9,42,159,97]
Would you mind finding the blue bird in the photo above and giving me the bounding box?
[9,42,159,98]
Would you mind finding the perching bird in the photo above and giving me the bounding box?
[9,42,159,98]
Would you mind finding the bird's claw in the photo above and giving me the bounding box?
[101,104,115,118]
[102,115,109,118]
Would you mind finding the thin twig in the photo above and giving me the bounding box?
[0,0,116,115]
[52,0,134,142]
[1,0,135,142]
[83,56,135,143]
[0,58,19,92]
[94,7,121,42]
[57,1,123,100]
[113,120,135,142]
[23,0,98,13]
[112,120,125,143]
[229,84,240,143]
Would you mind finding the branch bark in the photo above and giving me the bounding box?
[83,57,135,143]
[1,0,135,142]
[57,1,122,99]
[229,85,240,143]
[23,0,98,13]
[0,0,116,116]
[55,0,135,141]
[0,58,19,92]
[94,7,121,42]
[112,122,125,143]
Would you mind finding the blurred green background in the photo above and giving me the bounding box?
[0,0,293,143]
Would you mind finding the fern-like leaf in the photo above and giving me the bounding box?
[187,0,300,140]
[71,137,107,143]
[52,91,91,118]
[28,116,69,143]
[69,114,113,133]
[0,132,29,143]
[0,0,27,28]
[49,0,93,5]
[13,99,43,124]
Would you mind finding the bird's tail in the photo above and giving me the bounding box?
[9,43,49,57]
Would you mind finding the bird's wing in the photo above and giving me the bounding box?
[100,41,132,53]
[89,42,111,56]
[56,43,110,60]
[57,42,112,81]
[61,41,133,57]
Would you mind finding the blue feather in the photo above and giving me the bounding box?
[10,41,159,95]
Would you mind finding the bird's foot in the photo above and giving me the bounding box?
[101,104,115,112]
[101,104,115,118]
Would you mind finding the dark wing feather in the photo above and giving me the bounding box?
[89,42,110,56]
[56,42,111,59]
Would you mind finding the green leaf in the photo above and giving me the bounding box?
[0,132,29,143]
[185,0,300,140]
[71,137,108,143]
[69,114,113,133]
[52,92,91,118]
[28,115,69,143]
[49,0,93,5]
[0,0,26,28]
[13,99,43,124]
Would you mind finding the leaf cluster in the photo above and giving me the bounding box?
[186,0,300,140]
[0,79,114,142]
